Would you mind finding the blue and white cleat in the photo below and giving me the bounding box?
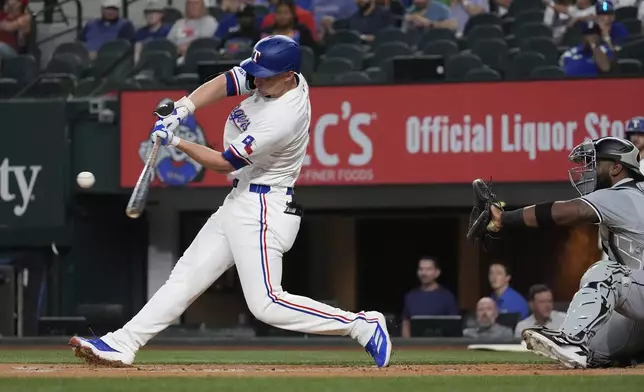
[69,336,134,367]
[363,311,392,367]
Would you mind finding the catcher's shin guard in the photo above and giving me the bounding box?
[559,260,629,343]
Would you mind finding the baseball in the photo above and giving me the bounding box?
[76,171,95,188]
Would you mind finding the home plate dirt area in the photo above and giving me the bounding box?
[3,363,644,378]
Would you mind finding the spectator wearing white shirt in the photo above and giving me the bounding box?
[167,0,218,57]
[450,0,489,34]
[514,284,566,338]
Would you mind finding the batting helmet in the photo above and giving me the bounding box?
[240,35,301,78]
[625,116,644,140]
[568,136,644,195]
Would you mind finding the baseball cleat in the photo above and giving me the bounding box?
[523,326,588,369]
[364,311,392,368]
[69,336,134,367]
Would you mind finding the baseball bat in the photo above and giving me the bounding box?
[125,136,162,219]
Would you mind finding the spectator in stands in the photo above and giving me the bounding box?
[261,0,318,40]
[450,0,488,34]
[402,0,458,34]
[215,0,263,39]
[488,263,529,320]
[595,0,628,49]
[314,0,358,39]
[543,0,596,36]
[220,5,261,54]
[376,0,406,27]
[167,0,218,57]
[401,256,459,338]
[261,0,319,52]
[334,0,393,43]
[0,0,31,59]
[134,0,172,62]
[514,284,566,338]
[560,20,614,77]
[463,297,513,340]
[79,0,135,60]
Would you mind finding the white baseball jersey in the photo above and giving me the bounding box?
[220,66,311,187]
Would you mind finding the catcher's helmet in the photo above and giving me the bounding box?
[625,117,644,140]
[568,136,644,195]
[240,35,301,78]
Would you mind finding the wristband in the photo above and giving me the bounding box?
[176,96,196,114]
[170,135,182,147]
[501,209,527,228]
[534,201,556,227]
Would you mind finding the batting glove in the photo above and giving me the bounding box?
[151,125,180,147]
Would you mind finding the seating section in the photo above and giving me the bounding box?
[2,4,643,98]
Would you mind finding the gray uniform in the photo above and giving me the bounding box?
[560,178,644,366]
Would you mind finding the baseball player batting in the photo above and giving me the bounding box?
[69,35,391,368]
[625,116,644,173]
[468,135,644,368]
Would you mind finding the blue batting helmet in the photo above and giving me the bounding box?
[240,35,301,78]
[626,116,644,138]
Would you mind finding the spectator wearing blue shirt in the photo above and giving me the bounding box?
[134,1,172,62]
[595,1,628,49]
[79,0,136,59]
[488,263,529,320]
[561,21,613,77]
[401,256,459,338]
[402,0,458,34]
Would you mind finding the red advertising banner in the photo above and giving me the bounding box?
[120,79,642,188]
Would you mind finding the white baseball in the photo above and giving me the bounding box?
[77,171,95,188]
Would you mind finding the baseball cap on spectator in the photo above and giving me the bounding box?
[581,20,601,35]
[144,0,164,12]
[102,0,121,9]
[595,0,614,14]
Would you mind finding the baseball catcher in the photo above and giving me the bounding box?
[468,136,644,368]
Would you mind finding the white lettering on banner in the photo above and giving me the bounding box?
[584,113,627,140]
[302,102,374,183]
[0,158,41,217]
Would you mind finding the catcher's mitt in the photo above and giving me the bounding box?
[466,179,505,242]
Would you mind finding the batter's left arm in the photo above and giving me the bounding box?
[175,140,235,174]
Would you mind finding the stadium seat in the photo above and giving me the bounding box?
[326,43,364,70]
[621,19,642,36]
[300,46,315,80]
[471,38,509,73]
[422,39,459,59]
[507,0,544,16]
[134,51,175,82]
[45,53,86,78]
[373,27,409,47]
[52,41,90,66]
[501,17,516,35]
[463,13,502,36]
[186,37,222,56]
[615,6,638,21]
[530,65,565,79]
[1,55,38,84]
[466,25,505,48]
[515,22,553,43]
[507,51,547,80]
[181,49,222,74]
[311,72,337,85]
[464,67,502,81]
[373,41,412,67]
[326,30,362,47]
[513,9,545,32]
[364,66,386,84]
[162,7,183,24]
[141,38,178,60]
[617,58,642,75]
[27,75,76,98]
[422,28,457,44]
[317,57,354,74]
[619,38,644,64]
[520,36,559,65]
[445,53,484,81]
[335,71,371,85]
[0,78,20,98]
[169,73,200,90]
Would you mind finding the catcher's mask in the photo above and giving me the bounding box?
[568,136,644,196]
